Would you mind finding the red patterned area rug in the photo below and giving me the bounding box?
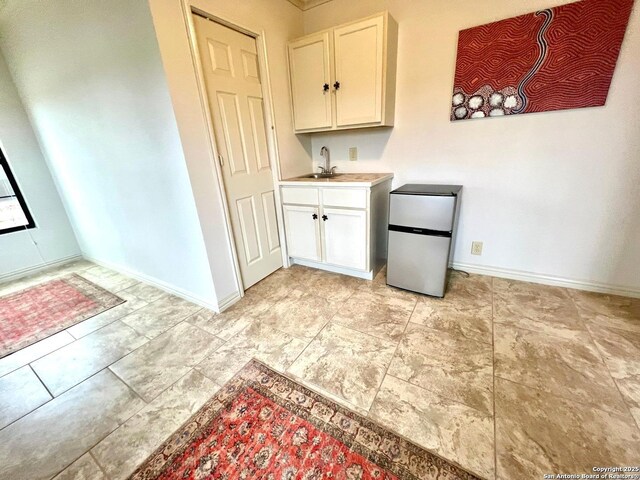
[0,274,124,358]
[129,360,480,480]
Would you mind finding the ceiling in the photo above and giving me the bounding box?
[286,0,334,11]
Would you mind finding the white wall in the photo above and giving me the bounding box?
[0,51,79,278]
[304,0,640,295]
[147,0,312,303]
[0,0,217,306]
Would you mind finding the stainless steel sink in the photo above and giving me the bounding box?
[300,173,342,179]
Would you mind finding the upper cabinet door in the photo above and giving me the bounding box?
[288,32,332,131]
[333,16,384,127]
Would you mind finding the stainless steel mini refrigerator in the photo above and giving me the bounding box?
[386,184,462,297]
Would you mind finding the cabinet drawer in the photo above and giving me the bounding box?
[321,188,367,209]
[281,187,319,206]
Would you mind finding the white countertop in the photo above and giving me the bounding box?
[280,173,394,187]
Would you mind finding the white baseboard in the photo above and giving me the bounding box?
[216,291,242,312]
[82,255,221,311]
[0,254,83,285]
[452,261,640,299]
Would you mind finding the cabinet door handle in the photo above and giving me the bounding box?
[312,213,318,220]
[333,81,340,91]
[323,83,329,93]
[322,215,328,221]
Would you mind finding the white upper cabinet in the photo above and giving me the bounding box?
[287,32,332,131]
[334,16,384,127]
[287,12,398,133]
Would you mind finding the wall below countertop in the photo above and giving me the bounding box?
[303,0,640,295]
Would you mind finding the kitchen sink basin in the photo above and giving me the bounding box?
[300,173,342,179]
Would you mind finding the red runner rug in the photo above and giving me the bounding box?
[129,360,480,480]
[0,274,124,358]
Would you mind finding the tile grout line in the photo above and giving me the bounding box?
[495,370,640,418]
[27,320,153,399]
[283,367,367,415]
[108,316,233,406]
[491,368,637,419]
[363,290,497,417]
[0,262,198,476]
[121,303,205,341]
[1,266,160,381]
[405,317,493,346]
[0,333,75,380]
[88,449,113,480]
[611,377,640,431]
[106,323,202,404]
[185,318,230,346]
[570,297,640,433]
[381,371,495,419]
[48,388,146,480]
[2,365,146,479]
[497,286,639,421]
[28,363,53,399]
[489,317,589,341]
[38,350,150,479]
[107,365,148,404]
[89,366,220,480]
[282,283,359,371]
[327,284,419,344]
[188,295,282,381]
[0,265,142,432]
[66,294,151,340]
[366,293,419,418]
[0,365,55,433]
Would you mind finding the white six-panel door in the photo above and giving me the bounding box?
[193,15,282,289]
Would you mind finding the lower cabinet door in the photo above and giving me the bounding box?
[322,207,367,270]
[283,204,321,262]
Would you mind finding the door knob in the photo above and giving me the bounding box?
[312,213,318,220]
[323,83,329,93]
[333,81,340,91]
[322,215,328,221]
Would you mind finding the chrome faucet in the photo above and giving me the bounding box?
[319,146,336,175]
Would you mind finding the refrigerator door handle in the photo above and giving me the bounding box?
[388,224,452,238]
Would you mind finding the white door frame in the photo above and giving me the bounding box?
[179,0,290,297]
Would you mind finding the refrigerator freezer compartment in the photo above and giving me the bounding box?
[389,194,456,231]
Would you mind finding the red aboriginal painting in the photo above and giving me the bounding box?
[451,0,634,121]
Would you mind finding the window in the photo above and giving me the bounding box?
[0,148,35,235]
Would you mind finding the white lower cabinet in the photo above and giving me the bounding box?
[322,208,367,270]
[280,180,391,279]
[282,205,321,262]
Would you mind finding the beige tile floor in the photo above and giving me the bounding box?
[0,260,639,479]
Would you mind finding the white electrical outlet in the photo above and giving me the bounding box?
[349,147,358,161]
[471,241,483,256]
